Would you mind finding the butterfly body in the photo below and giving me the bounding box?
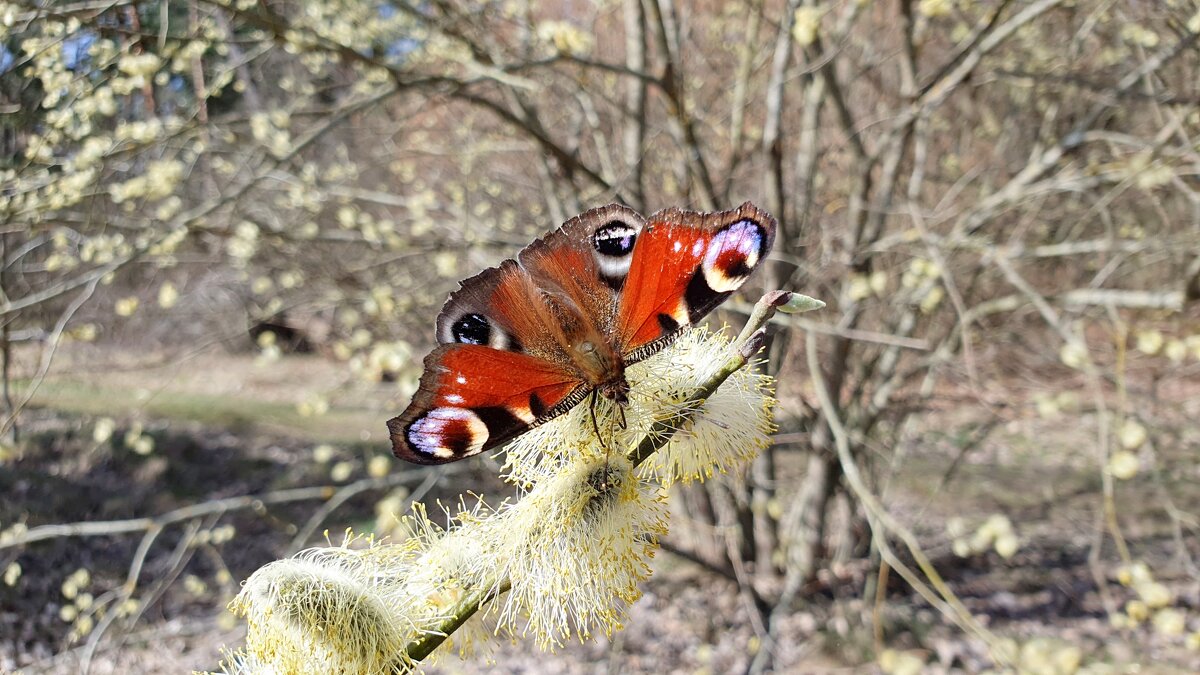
[390,202,776,465]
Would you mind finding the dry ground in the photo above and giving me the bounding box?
[1,343,1198,673]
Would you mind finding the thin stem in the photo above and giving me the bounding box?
[805,330,1008,663]
[401,579,512,663]
[0,231,14,443]
[0,469,448,550]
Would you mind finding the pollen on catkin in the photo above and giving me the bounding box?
[488,453,668,650]
[397,500,504,664]
[500,389,627,489]
[213,648,273,675]
[223,325,776,668]
[628,327,776,486]
[502,326,775,487]
[229,542,420,674]
[226,513,501,674]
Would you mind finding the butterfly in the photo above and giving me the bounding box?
[389,202,777,465]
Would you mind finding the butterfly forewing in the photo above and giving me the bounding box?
[616,202,776,355]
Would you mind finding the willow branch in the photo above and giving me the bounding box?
[805,330,1010,664]
[399,290,824,664]
[0,470,444,551]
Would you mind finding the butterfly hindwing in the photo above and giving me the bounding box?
[389,344,587,465]
[517,204,646,332]
[617,202,776,355]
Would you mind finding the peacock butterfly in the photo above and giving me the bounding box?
[389,202,777,465]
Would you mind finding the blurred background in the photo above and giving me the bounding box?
[2,0,1200,672]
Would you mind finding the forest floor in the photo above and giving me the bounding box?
[1,344,1197,674]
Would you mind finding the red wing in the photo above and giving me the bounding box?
[389,344,587,465]
[617,202,776,356]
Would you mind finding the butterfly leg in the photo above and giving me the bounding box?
[604,402,617,491]
[588,388,607,451]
